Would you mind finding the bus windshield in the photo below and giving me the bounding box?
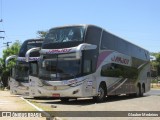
[44,26,85,44]
[15,62,29,83]
[39,53,81,81]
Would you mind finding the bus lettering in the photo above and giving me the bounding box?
[47,48,72,54]
[111,56,129,65]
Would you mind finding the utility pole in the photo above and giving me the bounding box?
[0,36,4,39]
[0,31,4,39]
[3,42,12,48]
[0,19,5,39]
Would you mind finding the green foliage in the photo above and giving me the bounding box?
[37,30,47,38]
[150,52,160,76]
[1,41,21,68]
[0,41,21,87]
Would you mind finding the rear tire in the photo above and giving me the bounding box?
[135,84,141,97]
[93,84,106,103]
[140,86,145,97]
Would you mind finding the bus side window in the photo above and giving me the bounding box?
[83,60,92,75]
[11,67,16,78]
[101,64,122,77]
[30,63,38,77]
[101,63,138,79]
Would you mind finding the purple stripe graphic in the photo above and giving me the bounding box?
[96,51,113,69]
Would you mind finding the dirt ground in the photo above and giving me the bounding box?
[26,89,160,120]
[1,89,160,120]
[0,90,47,120]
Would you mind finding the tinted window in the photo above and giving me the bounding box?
[29,62,38,77]
[101,63,138,79]
[100,31,149,61]
[101,31,115,50]
[19,39,43,57]
[85,26,102,48]
[44,26,85,44]
[82,50,97,74]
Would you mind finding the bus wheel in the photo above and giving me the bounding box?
[140,85,145,97]
[93,84,106,103]
[135,84,141,97]
[60,97,69,102]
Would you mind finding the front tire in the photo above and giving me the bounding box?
[93,84,106,103]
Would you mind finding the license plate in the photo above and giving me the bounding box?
[52,93,60,97]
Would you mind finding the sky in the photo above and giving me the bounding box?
[0,0,160,58]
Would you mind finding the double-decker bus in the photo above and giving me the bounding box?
[6,39,43,95]
[27,25,151,102]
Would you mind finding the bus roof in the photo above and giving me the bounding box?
[48,24,149,54]
[18,38,43,57]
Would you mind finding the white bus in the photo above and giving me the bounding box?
[27,25,151,102]
[6,39,43,95]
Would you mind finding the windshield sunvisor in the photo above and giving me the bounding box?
[25,47,41,62]
[40,43,97,58]
[5,55,17,67]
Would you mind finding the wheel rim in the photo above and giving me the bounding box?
[98,87,104,99]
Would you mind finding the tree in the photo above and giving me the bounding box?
[150,52,160,77]
[0,41,21,87]
[37,30,47,38]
